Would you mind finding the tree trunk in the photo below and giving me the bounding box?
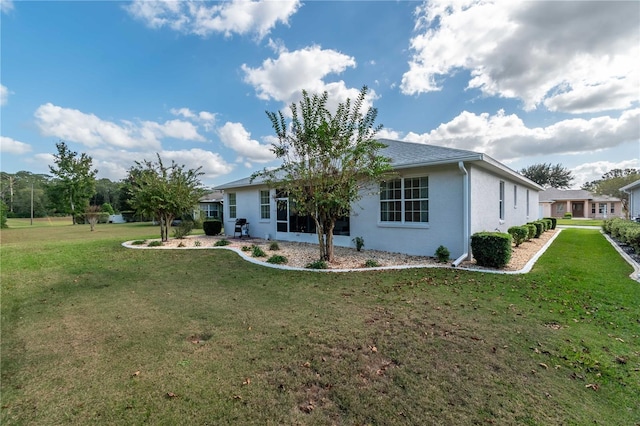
[325,220,335,263]
[70,193,76,224]
[313,217,327,260]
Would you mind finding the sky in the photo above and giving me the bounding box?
[1,0,639,189]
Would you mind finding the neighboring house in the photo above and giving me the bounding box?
[215,139,542,263]
[538,188,624,219]
[620,179,640,219]
[199,190,224,221]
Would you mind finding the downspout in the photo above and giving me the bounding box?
[452,161,470,267]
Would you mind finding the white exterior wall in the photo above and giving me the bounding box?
[223,186,277,240]
[628,187,640,219]
[468,165,538,234]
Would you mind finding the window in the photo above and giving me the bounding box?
[228,193,237,219]
[200,203,221,219]
[380,177,428,223]
[259,190,270,220]
[526,189,530,216]
[514,185,517,208]
[499,181,505,220]
[611,204,615,214]
[599,203,605,214]
[591,203,596,214]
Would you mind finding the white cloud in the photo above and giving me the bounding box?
[571,159,640,189]
[170,107,217,131]
[242,45,377,113]
[401,108,640,162]
[125,0,300,39]
[0,136,32,154]
[0,84,9,106]
[1,0,14,14]
[160,148,235,180]
[218,121,275,165]
[34,103,207,150]
[402,0,640,113]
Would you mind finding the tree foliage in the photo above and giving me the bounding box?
[253,86,392,262]
[582,168,640,214]
[48,141,97,224]
[1,171,51,218]
[519,163,574,188]
[127,154,204,241]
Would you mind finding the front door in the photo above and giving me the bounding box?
[276,199,288,232]
[572,202,584,217]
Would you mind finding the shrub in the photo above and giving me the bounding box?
[101,203,115,215]
[252,245,267,257]
[544,217,557,230]
[173,220,194,239]
[306,260,327,269]
[241,245,252,252]
[203,220,222,236]
[563,212,572,219]
[470,232,512,268]
[542,218,552,231]
[434,245,450,263]
[147,240,163,247]
[0,201,8,229]
[214,239,230,247]
[131,240,147,245]
[525,223,536,241]
[352,236,365,252]
[528,221,543,238]
[194,240,201,247]
[508,226,528,247]
[269,241,280,251]
[267,255,288,264]
[364,259,380,268]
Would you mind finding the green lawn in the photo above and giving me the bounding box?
[556,218,604,227]
[1,224,638,425]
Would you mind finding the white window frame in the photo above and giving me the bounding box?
[259,190,270,220]
[379,176,429,226]
[228,193,237,219]
[499,181,505,220]
[513,185,518,209]
[526,189,530,216]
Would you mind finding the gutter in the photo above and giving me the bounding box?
[452,161,471,267]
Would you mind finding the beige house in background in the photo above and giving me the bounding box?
[538,188,624,219]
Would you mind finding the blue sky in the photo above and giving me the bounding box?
[1,0,638,189]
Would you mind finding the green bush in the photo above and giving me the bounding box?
[0,201,8,229]
[131,240,147,245]
[214,239,230,247]
[352,236,364,252]
[266,255,287,264]
[625,226,640,253]
[563,212,572,219]
[364,259,380,268]
[241,245,252,252]
[471,232,512,268]
[252,245,267,257]
[203,220,222,236]
[306,260,327,269]
[147,240,163,247]
[434,245,450,263]
[544,217,557,230]
[269,241,280,251]
[508,226,528,247]
[528,221,543,238]
[525,223,536,241]
[172,220,194,239]
[101,203,115,215]
[542,218,552,231]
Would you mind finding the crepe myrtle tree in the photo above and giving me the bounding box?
[252,86,393,262]
[127,154,204,242]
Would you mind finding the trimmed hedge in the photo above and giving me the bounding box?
[203,220,222,236]
[507,226,528,247]
[525,223,536,241]
[528,221,543,238]
[544,217,557,230]
[471,232,512,268]
[603,218,640,253]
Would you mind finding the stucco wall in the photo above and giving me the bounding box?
[223,185,276,240]
[468,165,538,234]
[627,188,640,218]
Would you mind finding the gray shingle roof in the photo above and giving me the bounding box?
[539,188,621,202]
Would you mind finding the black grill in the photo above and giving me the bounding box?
[233,218,250,238]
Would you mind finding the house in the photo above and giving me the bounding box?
[620,179,640,220]
[215,139,543,264]
[538,188,624,219]
[199,190,224,221]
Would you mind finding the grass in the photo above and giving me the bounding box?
[1,225,638,425]
[556,218,604,227]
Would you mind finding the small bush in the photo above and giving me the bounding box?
[434,245,450,263]
[101,203,115,215]
[352,236,364,252]
[525,223,536,241]
[0,201,8,229]
[241,245,252,252]
[173,220,194,239]
[252,245,267,257]
[203,220,223,236]
[364,259,380,268]
[214,239,230,247]
[267,255,287,264]
[544,217,557,230]
[542,218,552,231]
[131,240,147,245]
[528,221,543,238]
[508,226,528,247]
[269,241,280,251]
[306,260,327,269]
[194,240,201,247]
[563,212,572,219]
[148,240,163,247]
[471,232,512,268]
